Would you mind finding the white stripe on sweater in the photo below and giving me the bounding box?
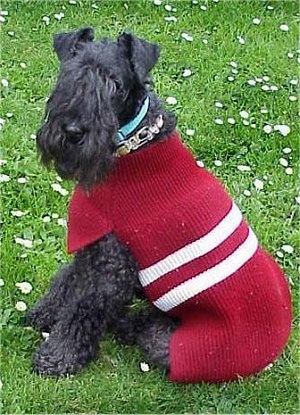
[139,202,243,287]
[153,228,258,312]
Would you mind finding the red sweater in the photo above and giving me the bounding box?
[68,132,292,383]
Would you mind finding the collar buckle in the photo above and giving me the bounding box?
[115,115,163,157]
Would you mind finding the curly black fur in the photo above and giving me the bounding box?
[28,28,178,376]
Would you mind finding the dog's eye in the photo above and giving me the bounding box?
[63,123,84,145]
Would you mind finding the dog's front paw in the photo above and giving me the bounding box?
[33,326,99,376]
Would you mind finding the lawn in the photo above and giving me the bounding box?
[0,0,299,413]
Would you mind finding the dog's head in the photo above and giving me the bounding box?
[37,27,160,188]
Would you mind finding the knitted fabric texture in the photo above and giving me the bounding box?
[68,131,292,383]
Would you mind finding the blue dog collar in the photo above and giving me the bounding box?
[116,95,150,143]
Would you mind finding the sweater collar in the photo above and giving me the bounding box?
[115,95,164,156]
[111,131,196,182]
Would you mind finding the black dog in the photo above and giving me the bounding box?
[27,27,291,382]
[28,27,178,377]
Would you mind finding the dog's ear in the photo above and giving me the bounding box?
[117,32,160,83]
[53,27,94,62]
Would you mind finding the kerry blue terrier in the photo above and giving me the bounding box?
[27,27,291,382]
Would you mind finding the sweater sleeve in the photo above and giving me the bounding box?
[67,186,113,254]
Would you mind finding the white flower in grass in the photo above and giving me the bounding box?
[140,362,150,372]
[214,118,223,125]
[165,5,172,11]
[239,110,249,119]
[282,147,292,154]
[16,281,33,294]
[51,183,68,196]
[231,68,238,75]
[15,301,27,311]
[254,179,264,190]
[202,38,208,45]
[260,108,268,114]
[237,165,251,172]
[0,10,8,15]
[243,190,251,197]
[69,0,77,4]
[52,213,59,219]
[276,251,284,258]
[166,96,177,105]
[153,0,162,5]
[252,18,261,25]
[263,363,274,371]
[214,160,222,167]
[8,31,14,36]
[0,16,5,23]
[261,85,270,91]
[42,215,51,223]
[11,210,25,217]
[0,118,5,126]
[289,95,297,102]
[0,159,7,166]
[215,101,223,108]
[282,245,294,254]
[1,78,8,87]
[262,76,270,82]
[279,158,288,167]
[227,76,235,82]
[285,167,293,175]
[0,278,4,287]
[17,177,27,184]
[165,16,177,23]
[279,24,289,32]
[6,112,13,118]
[290,79,298,85]
[30,133,37,140]
[182,69,192,77]
[181,32,194,42]
[0,174,10,182]
[237,36,245,45]
[274,124,290,136]
[57,218,67,227]
[267,5,274,10]
[15,238,33,248]
[242,120,250,126]
[255,77,263,83]
[263,125,272,134]
[20,62,27,69]
[287,52,294,58]
[227,118,236,125]
[295,196,300,204]
[200,5,207,11]
[54,12,64,21]
[186,129,195,136]
[42,16,50,25]
[196,160,204,168]
[270,85,278,91]
[91,3,99,9]
[247,79,256,86]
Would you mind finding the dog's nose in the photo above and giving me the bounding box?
[63,122,84,144]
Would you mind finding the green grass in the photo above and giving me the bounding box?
[1,0,299,413]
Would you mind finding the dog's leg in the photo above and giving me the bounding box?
[32,233,139,376]
[26,264,76,332]
[33,293,104,376]
[113,308,179,369]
